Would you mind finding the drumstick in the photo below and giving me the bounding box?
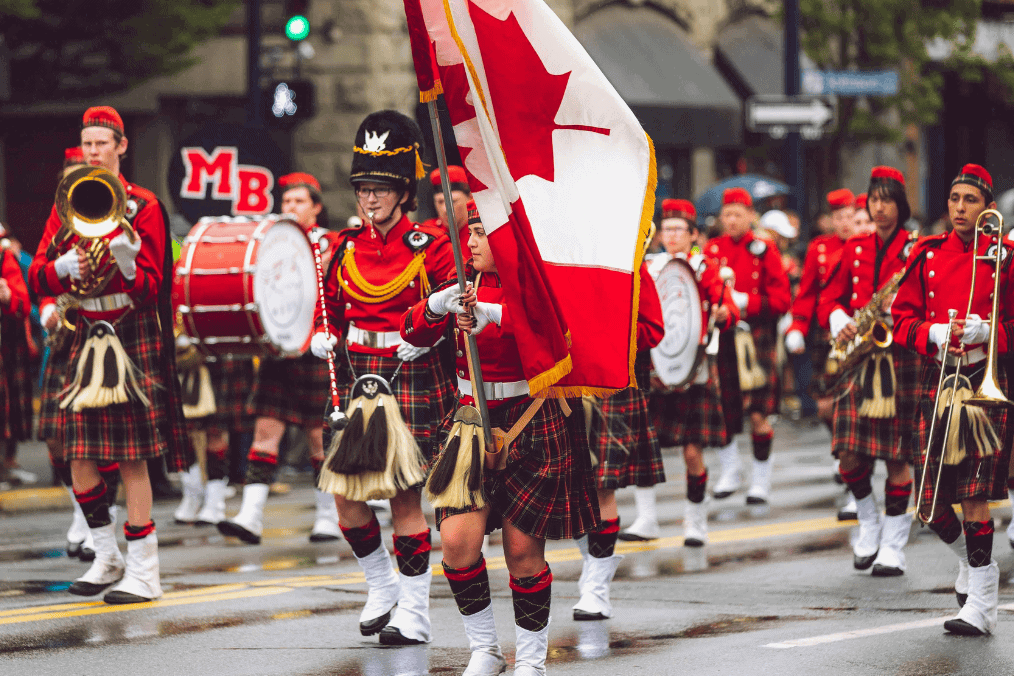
[310,229,345,427]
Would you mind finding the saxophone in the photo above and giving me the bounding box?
[826,270,904,374]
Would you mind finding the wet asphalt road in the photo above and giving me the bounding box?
[4,419,1014,675]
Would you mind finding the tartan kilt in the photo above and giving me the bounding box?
[808,328,836,396]
[716,331,744,436]
[0,347,7,440]
[650,359,728,449]
[831,343,921,462]
[36,346,71,442]
[435,396,600,540]
[62,304,188,464]
[915,360,1009,506]
[247,352,332,429]
[325,348,455,462]
[207,358,255,435]
[745,320,779,416]
[592,353,665,489]
[1,319,34,441]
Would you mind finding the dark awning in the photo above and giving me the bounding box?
[714,15,815,98]
[575,4,742,147]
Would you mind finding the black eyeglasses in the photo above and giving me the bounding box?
[355,186,394,198]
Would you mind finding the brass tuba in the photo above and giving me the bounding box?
[52,165,137,298]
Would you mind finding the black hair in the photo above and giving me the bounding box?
[867,177,911,228]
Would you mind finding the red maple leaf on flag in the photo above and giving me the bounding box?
[468,2,609,184]
[439,58,477,124]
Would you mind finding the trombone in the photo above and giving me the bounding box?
[917,208,1012,524]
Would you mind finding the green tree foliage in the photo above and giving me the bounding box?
[0,0,240,102]
[799,0,1014,150]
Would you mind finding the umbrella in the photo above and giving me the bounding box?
[694,174,792,219]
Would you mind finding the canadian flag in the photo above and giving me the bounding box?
[405,0,656,395]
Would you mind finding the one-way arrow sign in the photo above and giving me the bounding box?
[746,95,837,140]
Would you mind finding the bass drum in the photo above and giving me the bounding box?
[173,215,318,359]
[650,256,706,389]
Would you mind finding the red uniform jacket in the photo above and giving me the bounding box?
[401,272,522,408]
[1,248,30,320]
[28,176,166,319]
[706,231,791,321]
[788,233,847,336]
[892,230,1014,357]
[637,263,664,352]
[420,217,469,257]
[315,215,456,356]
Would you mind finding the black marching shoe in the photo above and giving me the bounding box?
[870,563,904,577]
[853,551,877,571]
[378,625,426,645]
[943,618,986,636]
[68,580,116,596]
[360,610,392,636]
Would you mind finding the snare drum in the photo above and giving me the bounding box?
[173,215,318,359]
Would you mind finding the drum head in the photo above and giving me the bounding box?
[651,257,705,388]
[252,220,317,355]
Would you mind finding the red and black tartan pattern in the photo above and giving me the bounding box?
[330,348,455,462]
[248,352,331,429]
[715,331,744,436]
[915,360,1009,508]
[808,327,837,396]
[435,396,600,540]
[36,347,71,442]
[0,347,7,440]
[393,529,432,577]
[592,353,665,490]
[62,304,190,465]
[1,317,34,441]
[650,360,728,449]
[207,358,255,435]
[745,320,780,416]
[831,343,921,462]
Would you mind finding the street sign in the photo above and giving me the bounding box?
[801,69,899,97]
[746,95,837,140]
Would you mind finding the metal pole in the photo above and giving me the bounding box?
[785,0,806,239]
[247,0,264,128]
[425,100,493,446]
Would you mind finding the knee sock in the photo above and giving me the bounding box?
[74,481,112,528]
[51,459,72,487]
[206,446,229,482]
[928,506,962,545]
[752,432,773,461]
[245,448,278,485]
[687,470,708,504]
[964,519,994,568]
[840,461,873,501]
[310,456,324,487]
[510,564,552,632]
[443,556,492,615]
[124,520,155,541]
[587,518,619,558]
[97,463,120,508]
[393,529,432,577]
[340,514,382,559]
[884,480,912,517]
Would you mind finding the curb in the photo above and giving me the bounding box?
[0,487,71,514]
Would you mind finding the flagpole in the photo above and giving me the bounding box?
[426,100,494,446]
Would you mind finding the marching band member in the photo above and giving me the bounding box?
[853,193,875,236]
[648,199,739,548]
[424,165,471,251]
[573,221,663,617]
[312,110,456,645]
[818,166,918,577]
[892,164,1012,635]
[0,225,30,463]
[706,188,791,503]
[399,203,599,675]
[0,225,34,482]
[28,106,191,603]
[216,171,342,544]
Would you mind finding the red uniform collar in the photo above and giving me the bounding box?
[370,214,413,243]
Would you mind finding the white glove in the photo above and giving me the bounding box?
[310,331,338,359]
[731,290,749,312]
[961,313,990,345]
[785,329,805,354]
[469,302,503,335]
[175,333,192,350]
[928,323,950,354]
[829,308,853,340]
[108,232,142,280]
[396,343,430,362]
[40,303,57,329]
[54,249,81,280]
[427,284,464,316]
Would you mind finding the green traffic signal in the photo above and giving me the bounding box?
[285,14,310,41]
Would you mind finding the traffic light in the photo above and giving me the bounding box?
[264,79,315,128]
[284,0,310,41]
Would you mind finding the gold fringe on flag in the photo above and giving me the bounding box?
[61,321,150,412]
[424,405,485,510]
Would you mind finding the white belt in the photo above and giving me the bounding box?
[347,325,403,349]
[458,377,529,401]
[938,346,987,366]
[79,292,131,313]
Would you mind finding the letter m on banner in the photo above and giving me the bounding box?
[179,146,274,216]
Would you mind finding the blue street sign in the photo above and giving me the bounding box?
[801,70,899,96]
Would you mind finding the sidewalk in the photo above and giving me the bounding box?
[0,439,68,514]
